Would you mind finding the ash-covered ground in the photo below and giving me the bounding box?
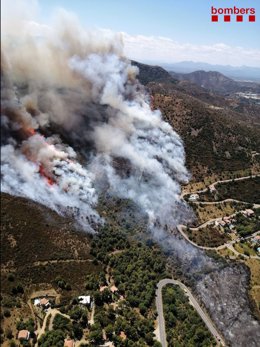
[197,265,260,347]
[164,230,260,347]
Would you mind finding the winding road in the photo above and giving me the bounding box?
[155,279,225,347]
[154,174,259,346]
[179,174,260,258]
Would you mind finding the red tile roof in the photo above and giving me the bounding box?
[18,330,29,340]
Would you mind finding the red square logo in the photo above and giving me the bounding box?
[236,15,243,22]
[249,15,255,22]
[224,15,231,22]
[212,15,218,22]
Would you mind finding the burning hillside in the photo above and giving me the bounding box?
[1,10,189,232]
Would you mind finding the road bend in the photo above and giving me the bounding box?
[155,279,225,347]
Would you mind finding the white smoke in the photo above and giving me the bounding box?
[1,3,189,232]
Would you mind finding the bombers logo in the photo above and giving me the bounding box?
[211,6,256,22]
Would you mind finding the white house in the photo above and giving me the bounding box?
[78,295,91,306]
[189,194,199,201]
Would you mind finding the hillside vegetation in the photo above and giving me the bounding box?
[133,61,260,180]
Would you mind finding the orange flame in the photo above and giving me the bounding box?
[26,128,36,136]
[39,164,55,186]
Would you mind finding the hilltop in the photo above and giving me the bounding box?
[170,70,260,95]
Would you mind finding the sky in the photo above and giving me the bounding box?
[2,0,260,66]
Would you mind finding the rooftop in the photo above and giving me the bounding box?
[78,295,91,305]
[18,330,30,340]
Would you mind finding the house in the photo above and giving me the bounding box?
[64,338,75,347]
[242,209,254,217]
[223,216,231,225]
[40,297,50,309]
[78,295,91,306]
[34,298,41,306]
[18,330,30,341]
[34,297,50,309]
[189,194,199,202]
[251,235,260,244]
[219,221,226,227]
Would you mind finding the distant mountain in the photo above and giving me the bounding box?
[170,70,260,95]
[160,61,260,82]
[131,60,175,85]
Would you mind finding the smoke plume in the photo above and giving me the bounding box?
[1,4,189,231]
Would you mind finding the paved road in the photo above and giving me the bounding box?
[155,279,225,347]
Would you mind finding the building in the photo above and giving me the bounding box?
[18,330,30,341]
[64,338,75,347]
[223,216,231,225]
[78,295,91,306]
[34,296,50,309]
[189,194,199,202]
[219,220,226,227]
[242,209,254,217]
[40,297,50,308]
[252,235,260,244]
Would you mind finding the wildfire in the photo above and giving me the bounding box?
[39,164,55,186]
[26,128,36,136]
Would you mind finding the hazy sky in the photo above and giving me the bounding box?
[3,0,260,66]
